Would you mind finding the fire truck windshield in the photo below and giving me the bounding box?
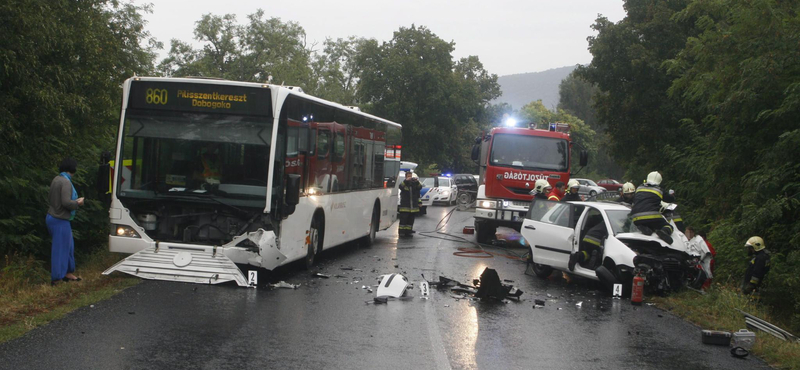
[489,134,568,172]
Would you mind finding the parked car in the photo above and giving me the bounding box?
[453,174,478,193]
[520,200,713,295]
[573,178,607,197]
[453,173,479,205]
[421,176,457,206]
[597,179,623,192]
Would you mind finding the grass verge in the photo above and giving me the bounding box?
[0,250,139,344]
[653,285,800,370]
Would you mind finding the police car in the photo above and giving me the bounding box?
[420,176,457,206]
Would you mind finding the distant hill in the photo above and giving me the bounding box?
[494,65,578,110]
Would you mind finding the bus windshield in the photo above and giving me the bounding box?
[116,109,274,206]
[490,134,568,172]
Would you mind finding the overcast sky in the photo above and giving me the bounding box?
[141,0,626,77]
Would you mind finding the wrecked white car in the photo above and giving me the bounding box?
[521,200,713,294]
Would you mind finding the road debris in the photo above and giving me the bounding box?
[270,281,298,289]
[474,268,523,301]
[376,273,409,298]
[312,273,330,278]
[575,301,583,308]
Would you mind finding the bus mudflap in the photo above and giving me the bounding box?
[102,245,248,287]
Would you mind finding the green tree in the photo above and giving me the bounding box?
[0,0,158,258]
[358,25,500,171]
[159,10,313,88]
[558,70,623,179]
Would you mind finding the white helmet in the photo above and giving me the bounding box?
[646,171,662,185]
[567,179,580,189]
[622,182,635,194]
[534,179,550,194]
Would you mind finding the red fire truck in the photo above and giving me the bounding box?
[471,122,587,243]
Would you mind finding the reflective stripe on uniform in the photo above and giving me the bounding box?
[631,211,663,222]
[398,207,419,213]
[750,277,760,284]
[548,195,560,201]
[636,187,663,198]
[583,235,602,247]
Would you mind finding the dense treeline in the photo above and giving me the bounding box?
[0,0,158,265]
[0,5,501,266]
[571,0,800,330]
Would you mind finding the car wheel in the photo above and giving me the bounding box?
[528,250,553,278]
[595,265,619,293]
[589,190,597,197]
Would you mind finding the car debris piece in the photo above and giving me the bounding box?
[737,309,799,342]
[270,281,298,289]
[341,267,354,270]
[312,273,330,278]
[534,299,546,306]
[376,273,409,298]
[576,301,583,308]
[475,268,524,301]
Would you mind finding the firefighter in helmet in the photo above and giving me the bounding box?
[742,236,771,294]
[398,171,422,237]
[531,179,551,200]
[562,179,581,202]
[629,171,674,244]
[619,182,635,205]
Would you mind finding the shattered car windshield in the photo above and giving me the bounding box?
[606,210,640,235]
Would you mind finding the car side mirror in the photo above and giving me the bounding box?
[471,144,480,161]
[580,150,588,167]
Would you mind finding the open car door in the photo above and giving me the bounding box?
[521,200,575,270]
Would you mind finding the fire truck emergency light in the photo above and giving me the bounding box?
[504,118,518,127]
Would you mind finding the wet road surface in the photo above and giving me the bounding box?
[1,206,769,369]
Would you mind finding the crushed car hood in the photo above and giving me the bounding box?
[615,232,699,256]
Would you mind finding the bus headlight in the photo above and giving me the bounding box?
[114,225,141,238]
[480,200,497,209]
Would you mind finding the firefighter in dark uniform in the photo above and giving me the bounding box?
[619,182,635,205]
[569,216,608,271]
[742,236,771,294]
[629,171,674,244]
[663,189,685,233]
[562,180,582,202]
[532,179,551,200]
[398,171,422,237]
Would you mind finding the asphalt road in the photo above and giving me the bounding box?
[1,206,769,370]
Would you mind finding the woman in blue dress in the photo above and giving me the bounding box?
[46,158,85,285]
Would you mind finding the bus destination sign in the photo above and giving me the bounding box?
[128,81,271,116]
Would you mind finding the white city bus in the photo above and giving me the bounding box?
[102,77,402,286]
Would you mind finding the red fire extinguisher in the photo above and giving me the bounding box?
[631,271,644,305]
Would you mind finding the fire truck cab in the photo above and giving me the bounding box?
[471,122,587,243]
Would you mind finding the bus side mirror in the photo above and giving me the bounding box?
[286,174,301,206]
[580,150,588,167]
[97,151,112,206]
[471,144,480,161]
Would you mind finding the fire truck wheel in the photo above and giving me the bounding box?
[475,221,496,244]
